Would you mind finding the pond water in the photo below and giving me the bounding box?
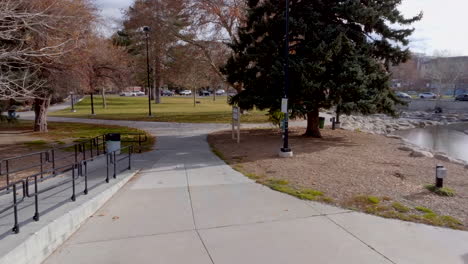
[396,123,468,162]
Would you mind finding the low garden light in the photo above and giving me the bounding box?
[436,165,447,188]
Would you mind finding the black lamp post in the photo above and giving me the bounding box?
[90,92,95,115]
[143,26,152,117]
[70,92,76,112]
[280,0,292,155]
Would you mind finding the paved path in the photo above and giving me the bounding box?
[37,117,468,264]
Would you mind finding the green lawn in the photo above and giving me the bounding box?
[0,120,155,152]
[51,96,269,123]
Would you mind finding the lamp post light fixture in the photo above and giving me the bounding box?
[435,165,447,188]
[70,92,76,112]
[143,26,152,117]
[279,0,293,158]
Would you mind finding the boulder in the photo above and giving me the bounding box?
[452,159,467,166]
[398,120,410,126]
[434,153,450,162]
[410,150,434,158]
[386,134,402,140]
[398,146,413,152]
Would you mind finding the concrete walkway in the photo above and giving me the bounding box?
[38,117,468,264]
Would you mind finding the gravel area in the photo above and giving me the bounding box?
[208,128,468,228]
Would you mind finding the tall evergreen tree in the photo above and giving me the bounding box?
[223,0,421,137]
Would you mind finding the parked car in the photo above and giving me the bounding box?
[179,90,192,96]
[396,92,412,99]
[455,93,468,101]
[120,92,137,97]
[215,89,225,95]
[161,90,174,96]
[135,91,145,96]
[199,90,211,96]
[418,92,437,99]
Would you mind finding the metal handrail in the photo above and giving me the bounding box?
[0,180,26,233]
[0,144,134,235]
[0,132,147,189]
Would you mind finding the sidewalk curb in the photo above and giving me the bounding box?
[0,169,140,264]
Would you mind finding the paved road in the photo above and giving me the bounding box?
[37,117,468,264]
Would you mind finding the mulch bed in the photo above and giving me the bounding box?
[208,127,468,229]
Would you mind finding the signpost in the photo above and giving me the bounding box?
[232,106,240,144]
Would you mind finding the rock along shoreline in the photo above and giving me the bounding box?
[338,111,468,169]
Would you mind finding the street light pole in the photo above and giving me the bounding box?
[90,93,95,115]
[280,0,292,156]
[143,26,152,117]
[70,92,76,112]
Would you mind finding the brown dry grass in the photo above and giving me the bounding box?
[208,127,468,229]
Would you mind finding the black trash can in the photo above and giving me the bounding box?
[319,117,325,129]
[106,133,121,154]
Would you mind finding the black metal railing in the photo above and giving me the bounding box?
[0,181,26,234]
[0,145,134,235]
[0,132,147,190]
[121,133,148,154]
[25,163,78,222]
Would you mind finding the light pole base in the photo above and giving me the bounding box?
[278,149,293,158]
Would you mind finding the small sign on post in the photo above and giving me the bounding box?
[281,98,288,113]
[232,106,240,144]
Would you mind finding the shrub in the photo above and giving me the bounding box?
[392,202,410,213]
[425,184,455,197]
[367,196,380,204]
[267,109,285,128]
[415,206,433,214]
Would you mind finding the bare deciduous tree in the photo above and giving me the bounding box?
[165,44,213,105]
[122,0,189,104]
[0,0,97,131]
[75,36,131,109]
[177,0,246,91]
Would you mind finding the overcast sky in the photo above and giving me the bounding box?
[95,0,468,56]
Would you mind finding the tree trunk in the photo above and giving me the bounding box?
[336,104,341,123]
[33,97,51,132]
[305,108,322,138]
[193,88,196,107]
[153,55,161,104]
[101,89,107,109]
[155,86,161,104]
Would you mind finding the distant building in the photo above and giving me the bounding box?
[419,56,468,95]
[391,54,468,95]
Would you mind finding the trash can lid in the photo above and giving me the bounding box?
[106,133,121,141]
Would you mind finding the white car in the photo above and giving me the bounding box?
[396,92,411,99]
[418,92,437,99]
[120,92,137,97]
[215,89,225,95]
[180,90,192,96]
[135,91,145,96]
